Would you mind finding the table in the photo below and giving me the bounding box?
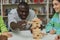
[8,30,57,40]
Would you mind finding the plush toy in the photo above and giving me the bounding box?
[30,18,43,40]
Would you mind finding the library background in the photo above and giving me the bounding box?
[0,0,55,29]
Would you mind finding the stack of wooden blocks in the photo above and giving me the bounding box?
[30,18,43,40]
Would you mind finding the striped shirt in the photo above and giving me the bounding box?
[0,16,8,35]
[46,13,60,35]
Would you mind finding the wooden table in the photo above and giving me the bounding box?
[8,30,57,40]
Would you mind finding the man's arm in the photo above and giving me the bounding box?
[8,9,26,31]
[8,9,17,31]
[45,18,54,33]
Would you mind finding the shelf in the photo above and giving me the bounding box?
[37,14,46,16]
[2,3,18,6]
[2,2,47,6]
[28,2,47,4]
[37,13,53,16]
[3,16,8,17]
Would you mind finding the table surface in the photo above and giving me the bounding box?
[8,30,57,40]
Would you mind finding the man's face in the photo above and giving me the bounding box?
[18,5,29,20]
[53,0,60,13]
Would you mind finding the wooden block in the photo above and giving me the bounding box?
[0,35,8,40]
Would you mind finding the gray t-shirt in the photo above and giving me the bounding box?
[8,9,37,30]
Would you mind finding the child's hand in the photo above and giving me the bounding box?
[49,29,56,34]
[2,32,12,38]
[55,35,60,40]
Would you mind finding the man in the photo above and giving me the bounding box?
[8,2,37,31]
[8,1,44,40]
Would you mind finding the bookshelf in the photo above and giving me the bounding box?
[1,0,53,28]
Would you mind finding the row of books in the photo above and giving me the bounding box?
[31,5,53,15]
[3,5,53,16]
[3,8,14,16]
[2,0,52,4]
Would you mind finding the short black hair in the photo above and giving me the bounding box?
[18,2,29,8]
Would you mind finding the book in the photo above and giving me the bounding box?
[33,0,39,3]
[38,6,47,15]
[20,0,28,3]
[11,0,16,4]
[49,0,52,2]
[39,0,44,3]
[15,0,20,3]
[27,0,34,3]
[3,0,9,4]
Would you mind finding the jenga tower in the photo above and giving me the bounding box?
[30,18,43,40]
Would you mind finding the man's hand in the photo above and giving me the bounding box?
[10,22,18,30]
[1,32,12,38]
[49,29,56,34]
[17,20,27,30]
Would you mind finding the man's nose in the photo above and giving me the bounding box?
[22,12,26,15]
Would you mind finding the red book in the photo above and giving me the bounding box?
[40,0,44,3]
[34,0,38,3]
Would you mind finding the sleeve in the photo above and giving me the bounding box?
[45,14,55,33]
[0,16,8,34]
[8,9,17,30]
[33,11,37,18]
[30,9,37,20]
